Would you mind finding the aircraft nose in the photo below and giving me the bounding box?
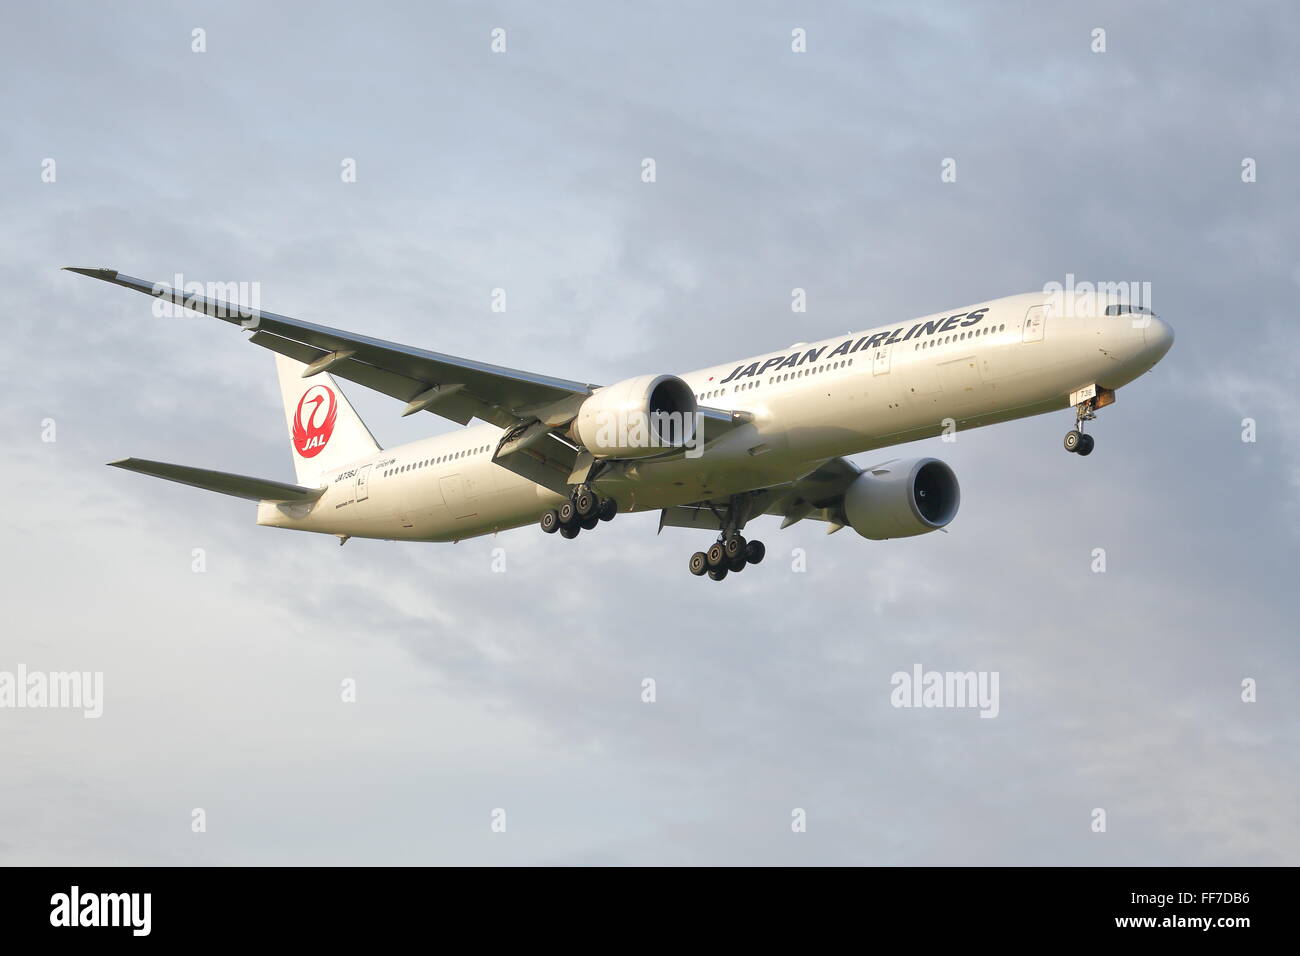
[1143,316,1175,362]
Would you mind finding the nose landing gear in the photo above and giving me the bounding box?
[1064,386,1113,457]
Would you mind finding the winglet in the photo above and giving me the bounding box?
[63,267,120,281]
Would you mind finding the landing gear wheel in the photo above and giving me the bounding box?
[559,524,580,539]
[580,515,599,531]
[574,490,597,518]
[689,551,708,576]
[1076,433,1095,456]
[707,566,729,581]
[723,535,746,561]
[558,500,576,524]
[598,498,618,522]
[745,540,766,565]
[706,542,726,568]
[1063,429,1083,453]
[540,509,560,534]
[728,555,747,572]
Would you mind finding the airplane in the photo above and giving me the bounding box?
[66,267,1174,580]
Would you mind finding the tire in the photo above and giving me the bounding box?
[745,540,766,565]
[558,500,576,524]
[723,535,745,561]
[707,566,729,581]
[559,524,580,539]
[706,542,725,568]
[689,551,708,576]
[574,490,596,517]
[1063,429,1082,453]
[1077,433,1095,456]
[599,498,618,522]
[539,509,560,534]
[581,515,599,530]
[728,555,747,572]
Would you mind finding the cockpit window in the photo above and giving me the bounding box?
[1105,304,1157,317]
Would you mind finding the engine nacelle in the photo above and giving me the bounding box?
[571,374,698,459]
[843,457,960,539]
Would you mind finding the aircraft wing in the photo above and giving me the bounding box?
[64,268,596,431]
[659,456,866,534]
[69,267,759,492]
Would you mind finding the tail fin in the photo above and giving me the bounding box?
[274,353,381,485]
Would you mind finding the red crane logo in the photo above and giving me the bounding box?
[292,385,338,458]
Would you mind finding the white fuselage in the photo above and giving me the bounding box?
[257,292,1174,542]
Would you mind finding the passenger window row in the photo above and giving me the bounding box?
[914,324,1006,350]
[698,356,859,400]
[770,358,853,385]
[383,444,492,478]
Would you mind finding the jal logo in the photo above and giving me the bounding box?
[293,385,338,458]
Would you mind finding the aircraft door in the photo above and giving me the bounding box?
[355,464,372,502]
[872,342,892,375]
[1022,304,1048,343]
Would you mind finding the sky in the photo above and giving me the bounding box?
[1,0,1297,865]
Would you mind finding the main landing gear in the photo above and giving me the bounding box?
[689,534,766,581]
[539,486,617,539]
[687,494,765,581]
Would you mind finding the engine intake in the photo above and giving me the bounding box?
[572,374,699,459]
[842,457,960,539]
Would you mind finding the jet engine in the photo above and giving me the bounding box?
[571,374,698,459]
[842,457,960,539]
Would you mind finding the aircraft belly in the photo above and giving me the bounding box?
[593,445,818,511]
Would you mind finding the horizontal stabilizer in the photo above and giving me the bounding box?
[108,458,325,502]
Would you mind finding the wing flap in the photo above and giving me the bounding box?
[108,458,325,502]
[658,504,726,533]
